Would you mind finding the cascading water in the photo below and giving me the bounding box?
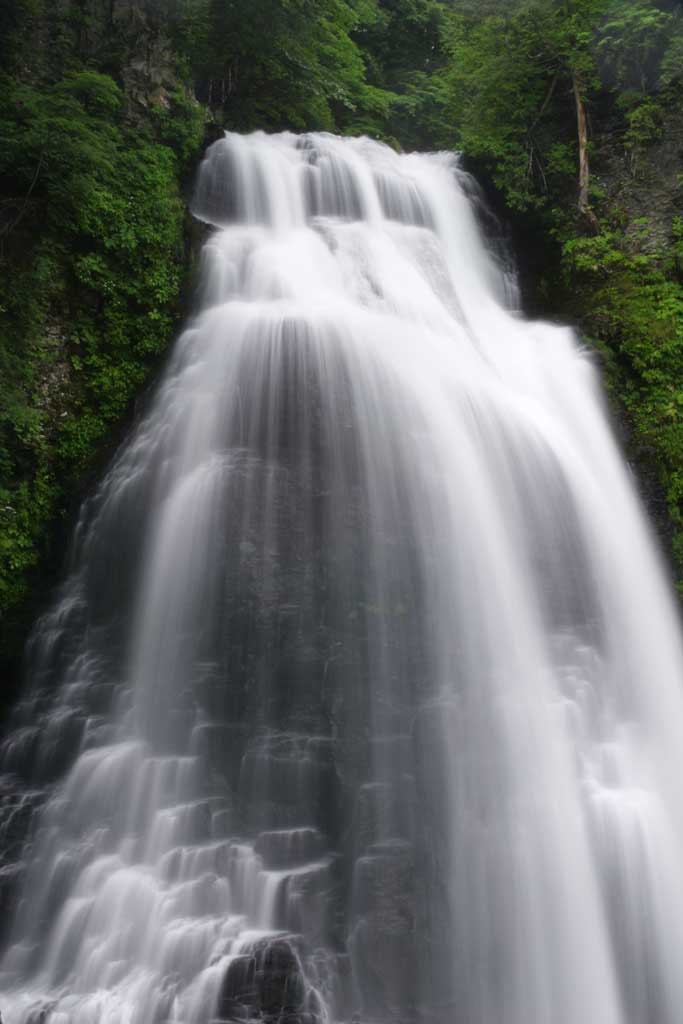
[2,131,683,1024]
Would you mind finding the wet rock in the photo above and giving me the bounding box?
[0,781,41,860]
[349,840,415,1018]
[239,734,340,832]
[353,782,400,848]
[0,726,41,778]
[258,939,307,1014]
[25,1002,54,1024]
[0,776,46,947]
[193,721,248,802]
[305,949,353,1022]
[211,807,235,838]
[279,858,339,947]
[279,1013,318,1024]
[0,862,24,944]
[255,828,325,868]
[218,937,311,1022]
[215,998,249,1022]
[411,703,459,1008]
[34,709,86,784]
[219,954,257,1010]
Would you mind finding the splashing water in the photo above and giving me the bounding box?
[2,131,683,1024]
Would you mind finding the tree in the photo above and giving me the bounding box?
[438,0,615,224]
[597,0,671,92]
[177,0,388,132]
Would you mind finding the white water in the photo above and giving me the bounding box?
[2,131,683,1024]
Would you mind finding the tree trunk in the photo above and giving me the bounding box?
[572,75,599,231]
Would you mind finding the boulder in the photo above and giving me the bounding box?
[217,937,311,1022]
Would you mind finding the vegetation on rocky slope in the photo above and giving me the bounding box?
[0,1,207,675]
[427,0,683,585]
[2,0,683,690]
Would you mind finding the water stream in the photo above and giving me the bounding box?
[2,131,683,1024]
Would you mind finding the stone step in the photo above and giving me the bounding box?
[255,828,325,868]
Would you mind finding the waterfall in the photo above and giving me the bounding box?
[2,130,683,1024]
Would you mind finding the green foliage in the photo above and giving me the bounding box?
[439,7,556,208]
[58,71,125,116]
[561,226,683,582]
[668,217,683,282]
[0,67,190,641]
[184,0,392,132]
[430,0,680,208]
[659,11,683,89]
[563,231,633,274]
[434,0,634,210]
[597,0,671,92]
[622,97,664,152]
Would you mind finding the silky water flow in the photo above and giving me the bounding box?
[2,132,683,1024]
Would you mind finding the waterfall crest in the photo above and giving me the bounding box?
[3,131,683,1024]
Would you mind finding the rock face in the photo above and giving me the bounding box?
[239,735,341,833]
[255,828,325,869]
[0,781,46,948]
[217,937,313,1023]
[595,107,683,259]
[349,840,416,1019]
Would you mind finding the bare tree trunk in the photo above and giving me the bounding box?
[572,75,599,231]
